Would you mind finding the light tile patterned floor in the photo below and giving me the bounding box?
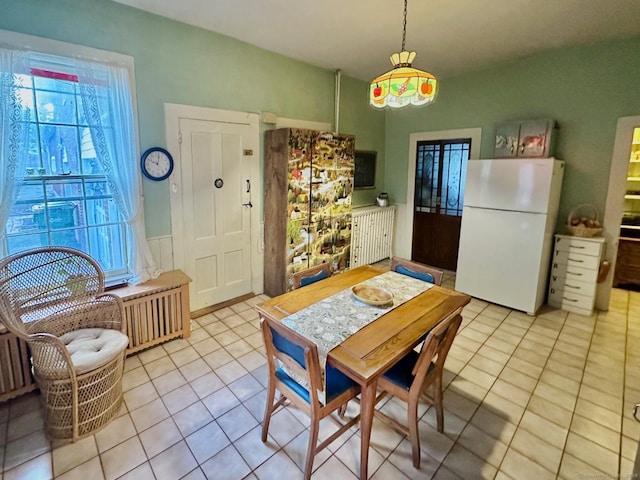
[1,268,639,479]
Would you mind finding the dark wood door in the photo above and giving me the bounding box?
[412,139,470,271]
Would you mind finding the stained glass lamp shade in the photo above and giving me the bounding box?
[369,0,438,109]
[369,51,437,108]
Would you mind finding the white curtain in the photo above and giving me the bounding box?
[0,48,29,244]
[75,59,159,284]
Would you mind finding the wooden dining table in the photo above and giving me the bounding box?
[255,264,471,479]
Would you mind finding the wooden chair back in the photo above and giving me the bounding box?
[410,310,462,396]
[260,315,324,408]
[292,263,332,289]
[390,257,444,286]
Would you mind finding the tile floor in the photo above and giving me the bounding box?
[1,269,639,479]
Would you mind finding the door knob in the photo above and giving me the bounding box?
[214,178,223,188]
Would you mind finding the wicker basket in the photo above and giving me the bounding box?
[566,204,603,238]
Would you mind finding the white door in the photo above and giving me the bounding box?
[178,118,253,310]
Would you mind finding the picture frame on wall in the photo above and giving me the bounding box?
[354,150,376,189]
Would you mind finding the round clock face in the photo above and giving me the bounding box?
[141,147,173,181]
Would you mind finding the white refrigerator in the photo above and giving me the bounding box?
[455,158,564,315]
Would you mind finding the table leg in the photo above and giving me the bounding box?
[359,379,377,480]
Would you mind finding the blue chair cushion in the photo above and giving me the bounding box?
[299,269,330,287]
[275,367,310,403]
[394,265,434,284]
[274,365,356,405]
[325,364,357,403]
[381,350,435,390]
[271,327,305,369]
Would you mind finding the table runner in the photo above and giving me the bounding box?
[281,270,433,394]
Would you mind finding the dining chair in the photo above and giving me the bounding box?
[260,315,360,479]
[292,263,332,289]
[0,246,128,442]
[374,309,463,468]
[390,257,444,285]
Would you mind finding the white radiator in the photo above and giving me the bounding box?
[350,205,396,267]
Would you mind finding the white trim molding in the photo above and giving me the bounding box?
[395,128,482,259]
[598,115,640,310]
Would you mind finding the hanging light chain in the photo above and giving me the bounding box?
[401,0,408,52]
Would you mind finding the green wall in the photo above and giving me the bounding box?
[4,0,637,239]
[385,35,640,227]
[0,0,385,237]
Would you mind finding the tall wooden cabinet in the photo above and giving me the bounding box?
[264,128,355,296]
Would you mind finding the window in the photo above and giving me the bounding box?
[414,139,470,217]
[6,66,127,277]
[1,33,153,284]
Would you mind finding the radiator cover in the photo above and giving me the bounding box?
[350,205,396,267]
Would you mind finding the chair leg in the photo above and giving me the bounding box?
[261,381,278,442]
[304,415,320,480]
[434,374,444,433]
[408,399,421,468]
[337,402,347,418]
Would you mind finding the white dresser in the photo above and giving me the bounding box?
[548,234,605,316]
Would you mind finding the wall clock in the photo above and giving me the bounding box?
[140,147,174,181]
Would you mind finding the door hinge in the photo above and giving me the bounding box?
[178,132,182,144]
[243,149,253,156]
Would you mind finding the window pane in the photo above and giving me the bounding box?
[52,226,86,251]
[415,143,439,213]
[35,89,77,125]
[33,75,76,93]
[6,192,44,237]
[23,123,43,173]
[16,87,36,122]
[80,128,104,174]
[86,181,120,226]
[39,125,81,175]
[88,225,126,273]
[78,88,111,126]
[43,178,82,202]
[6,234,42,255]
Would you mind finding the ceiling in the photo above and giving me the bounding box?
[113,0,640,81]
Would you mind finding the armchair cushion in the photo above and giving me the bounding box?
[60,328,129,374]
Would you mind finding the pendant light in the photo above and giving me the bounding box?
[369,0,437,109]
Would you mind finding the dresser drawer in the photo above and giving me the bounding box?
[552,250,601,270]
[554,235,604,257]
[548,288,595,314]
[550,262,599,284]
[549,275,597,298]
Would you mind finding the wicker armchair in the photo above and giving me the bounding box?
[0,247,128,442]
